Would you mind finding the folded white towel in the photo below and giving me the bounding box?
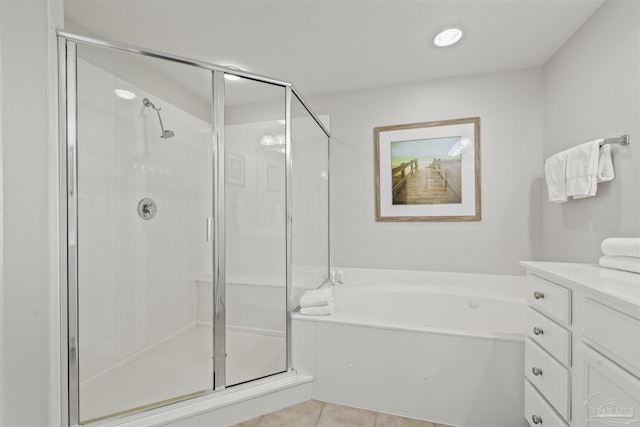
[599,267,640,287]
[544,150,568,203]
[599,255,640,274]
[566,139,610,199]
[299,287,333,308]
[601,237,640,258]
[300,303,335,316]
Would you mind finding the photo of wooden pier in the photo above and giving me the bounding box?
[391,137,462,205]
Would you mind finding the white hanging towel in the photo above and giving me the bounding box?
[544,150,568,202]
[596,144,615,183]
[566,139,614,199]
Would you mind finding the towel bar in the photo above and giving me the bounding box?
[601,134,630,146]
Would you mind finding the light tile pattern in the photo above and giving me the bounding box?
[233,400,454,427]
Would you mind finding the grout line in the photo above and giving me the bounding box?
[313,400,326,427]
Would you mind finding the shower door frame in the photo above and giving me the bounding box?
[57,31,330,426]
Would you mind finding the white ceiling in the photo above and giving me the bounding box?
[65,0,604,101]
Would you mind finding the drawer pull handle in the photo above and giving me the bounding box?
[533,291,544,300]
[532,414,542,424]
[533,326,544,335]
[532,367,543,376]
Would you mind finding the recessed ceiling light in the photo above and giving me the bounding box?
[115,89,136,100]
[224,66,242,81]
[434,28,463,47]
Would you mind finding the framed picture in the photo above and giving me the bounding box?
[227,152,245,187]
[374,117,481,222]
[266,165,280,192]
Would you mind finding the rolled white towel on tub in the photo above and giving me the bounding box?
[599,255,640,274]
[299,287,333,308]
[601,238,640,258]
[300,303,335,316]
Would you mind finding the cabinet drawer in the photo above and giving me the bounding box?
[527,274,571,325]
[525,337,570,420]
[582,298,640,375]
[527,307,571,366]
[525,380,569,427]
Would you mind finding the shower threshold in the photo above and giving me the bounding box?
[107,373,312,427]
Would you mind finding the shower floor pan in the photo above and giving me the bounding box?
[80,326,286,423]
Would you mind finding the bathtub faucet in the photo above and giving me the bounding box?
[330,269,344,285]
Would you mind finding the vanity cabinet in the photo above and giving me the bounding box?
[521,262,640,427]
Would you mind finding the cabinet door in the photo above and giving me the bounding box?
[576,343,640,427]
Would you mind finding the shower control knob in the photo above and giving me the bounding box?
[533,291,544,300]
[137,198,158,220]
[531,414,542,424]
[533,327,544,335]
[531,367,543,376]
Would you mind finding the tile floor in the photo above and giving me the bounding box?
[233,400,454,427]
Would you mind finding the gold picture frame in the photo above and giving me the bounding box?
[374,117,481,222]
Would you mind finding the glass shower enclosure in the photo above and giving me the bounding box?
[58,32,330,425]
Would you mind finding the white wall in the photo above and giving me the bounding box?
[542,0,640,262]
[307,68,544,275]
[0,1,63,425]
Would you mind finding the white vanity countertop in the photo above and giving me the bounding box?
[520,261,640,311]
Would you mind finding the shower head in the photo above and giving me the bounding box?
[143,98,156,109]
[143,97,175,139]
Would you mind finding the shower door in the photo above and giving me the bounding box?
[61,32,327,426]
[222,75,289,386]
[69,41,216,423]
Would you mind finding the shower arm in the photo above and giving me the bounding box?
[152,107,168,135]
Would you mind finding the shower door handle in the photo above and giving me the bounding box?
[206,217,214,242]
[69,145,76,196]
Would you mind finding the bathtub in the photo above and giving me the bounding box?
[292,268,528,427]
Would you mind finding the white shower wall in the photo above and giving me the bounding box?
[225,121,287,281]
[223,119,287,336]
[77,59,213,382]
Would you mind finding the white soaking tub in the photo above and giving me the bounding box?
[292,268,528,427]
